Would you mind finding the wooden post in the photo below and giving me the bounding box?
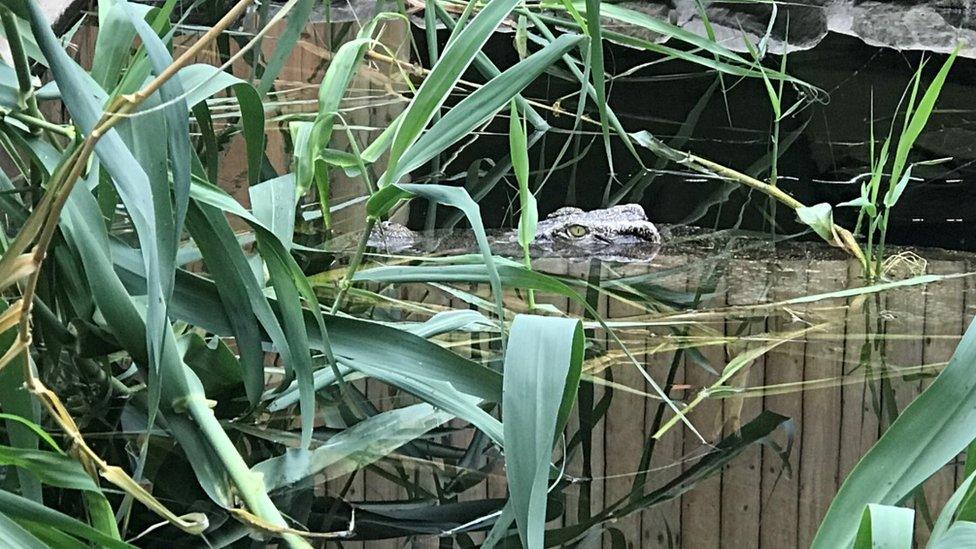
[916,259,966,545]
[759,259,808,549]
[679,260,727,549]
[797,260,847,547]
[641,255,689,548]
[604,261,652,547]
[720,258,771,547]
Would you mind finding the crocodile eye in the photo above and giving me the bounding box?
[566,224,588,238]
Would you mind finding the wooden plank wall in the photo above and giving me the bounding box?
[381,254,973,548]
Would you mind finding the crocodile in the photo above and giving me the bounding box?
[367,204,663,263]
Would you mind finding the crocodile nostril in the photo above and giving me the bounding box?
[627,224,661,243]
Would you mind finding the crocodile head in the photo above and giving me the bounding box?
[367,204,661,261]
[367,220,417,252]
[534,204,661,247]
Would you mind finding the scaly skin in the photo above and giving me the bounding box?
[367,204,662,262]
[534,204,660,246]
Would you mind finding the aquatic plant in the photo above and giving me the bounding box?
[0,0,798,545]
[0,0,970,547]
[838,51,958,281]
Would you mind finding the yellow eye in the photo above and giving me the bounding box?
[566,224,588,238]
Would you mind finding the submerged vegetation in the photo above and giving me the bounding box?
[0,0,973,547]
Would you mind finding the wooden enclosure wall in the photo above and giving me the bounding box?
[384,253,974,548]
[592,255,971,548]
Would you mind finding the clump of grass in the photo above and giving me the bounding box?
[838,50,957,280]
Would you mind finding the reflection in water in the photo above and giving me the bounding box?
[339,232,975,546]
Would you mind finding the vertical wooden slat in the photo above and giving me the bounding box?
[564,259,607,526]
[445,288,484,546]
[343,384,367,549]
[719,259,769,548]
[679,267,726,549]
[838,260,880,482]
[364,378,404,549]
[880,259,927,542]
[604,262,650,547]
[594,261,610,522]
[641,256,688,549]
[759,259,808,549]
[797,259,847,547]
[959,258,976,490]
[482,280,506,505]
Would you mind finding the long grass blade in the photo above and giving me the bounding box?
[503,315,583,547]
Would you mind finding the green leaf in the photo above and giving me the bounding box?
[929,522,976,549]
[178,332,244,399]
[836,194,877,218]
[796,202,835,241]
[117,234,506,452]
[366,184,506,327]
[0,304,42,502]
[390,33,584,182]
[121,262,505,406]
[184,187,320,447]
[510,99,537,250]
[0,511,56,549]
[249,174,297,249]
[351,263,582,302]
[503,315,584,548]
[0,490,133,548]
[931,469,976,541]
[346,359,504,446]
[884,158,951,209]
[483,503,517,549]
[119,0,191,254]
[256,0,314,96]
[178,64,265,185]
[812,317,976,548]
[583,0,613,170]
[0,414,60,454]
[253,403,456,493]
[184,201,270,410]
[265,364,355,412]
[382,0,523,185]
[889,48,957,190]
[431,1,547,130]
[298,15,393,195]
[852,504,913,549]
[89,1,151,90]
[0,446,100,493]
[27,1,170,425]
[61,173,296,541]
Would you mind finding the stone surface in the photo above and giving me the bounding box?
[621,0,976,58]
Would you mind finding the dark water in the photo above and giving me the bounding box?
[411,30,976,251]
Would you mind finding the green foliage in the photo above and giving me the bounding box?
[852,504,914,549]
[835,50,958,279]
[0,1,960,547]
[813,318,976,547]
[503,315,583,547]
